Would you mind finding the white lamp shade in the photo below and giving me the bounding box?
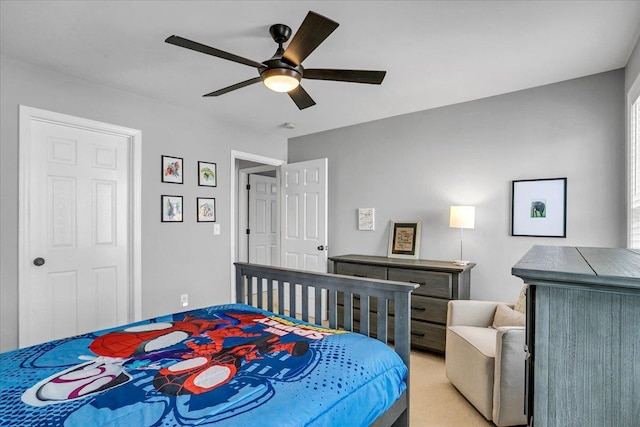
[449,206,475,229]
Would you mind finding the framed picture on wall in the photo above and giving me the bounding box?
[161,195,183,222]
[387,220,422,259]
[198,161,217,187]
[161,155,183,184]
[197,197,216,222]
[358,208,375,230]
[511,177,567,237]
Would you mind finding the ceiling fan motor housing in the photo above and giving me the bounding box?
[269,24,292,44]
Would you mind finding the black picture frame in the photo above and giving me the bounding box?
[161,195,183,222]
[161,155,183,184]
[511,177,567,237]
[198,161,217,187]
[387,220,422,259]
[197,197,216,222]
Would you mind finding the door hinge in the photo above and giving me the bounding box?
[246,229,250,235]
[246,184,251,190]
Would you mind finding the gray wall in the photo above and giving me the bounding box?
[0,56,287,352]
[289,70,626,302]
[626,35,640,93]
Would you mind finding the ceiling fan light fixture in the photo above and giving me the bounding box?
[262,68,301,93]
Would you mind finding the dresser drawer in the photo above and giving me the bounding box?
[408,295,448,324]
[410,321,446,353]
[337,294,446,325]
[387,268,452,298]
[335,262,386,280]
[339,310,447,353]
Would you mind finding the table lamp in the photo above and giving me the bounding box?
[449,206,475,266]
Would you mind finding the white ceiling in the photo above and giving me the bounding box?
[2,1,640,139]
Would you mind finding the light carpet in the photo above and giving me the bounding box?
[409,350,493,427]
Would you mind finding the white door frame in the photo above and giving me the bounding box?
[18,106,142,345]
[230,150,285,301]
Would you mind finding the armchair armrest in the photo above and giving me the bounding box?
[447,300,514,328]
[493,326,526,426]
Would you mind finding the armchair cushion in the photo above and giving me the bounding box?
[513,285,527,314]
[492,304,525,328]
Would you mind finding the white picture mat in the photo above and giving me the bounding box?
[512,179,566,236]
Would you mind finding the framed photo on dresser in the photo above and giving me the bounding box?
[387,220,422,259]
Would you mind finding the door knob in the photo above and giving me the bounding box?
[317,245,325,251]
[33,257,45,266]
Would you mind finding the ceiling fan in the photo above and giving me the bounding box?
[165,11,386,110]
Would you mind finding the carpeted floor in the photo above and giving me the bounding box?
[410,350,493,427]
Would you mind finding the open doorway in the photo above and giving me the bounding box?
[230,151,329,301]
[231,151,329,319]
[230,151,284,298]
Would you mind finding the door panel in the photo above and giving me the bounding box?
[280,158,328,272]
[21,117,131,347]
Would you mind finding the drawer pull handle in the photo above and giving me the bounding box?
[411,307,426,311]
[354,274,367,278]
[411,332,425,337]
[409,281,425,286]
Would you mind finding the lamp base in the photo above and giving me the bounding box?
[453,259,470,266]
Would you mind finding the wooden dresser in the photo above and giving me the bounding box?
[329,254,474,353]
[512,245,640,427]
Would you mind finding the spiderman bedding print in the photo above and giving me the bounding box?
[0,304,407,427]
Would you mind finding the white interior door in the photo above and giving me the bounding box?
[19,107,139,348]
[280,158,328,271]
[280,158,328,319]
[248,173,279,266]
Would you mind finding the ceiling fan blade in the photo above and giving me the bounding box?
[282,11,339,66]
[203,77,262,97]
[304,69,387,84]
[288,86,316,110]
[166,35,265,69]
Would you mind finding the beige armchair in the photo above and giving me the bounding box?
[445,300,527,427]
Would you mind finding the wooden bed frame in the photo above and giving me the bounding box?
[234,262,418,427]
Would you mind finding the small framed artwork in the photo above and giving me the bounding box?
[197,197,216,222]
[198,161,217,187]
[387,220,422,259]
[162,155,183,184]
[161,195,183,222]
[511,177,567,237]
[358,208,375,230]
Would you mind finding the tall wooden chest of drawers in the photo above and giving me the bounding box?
[329,254,474,353]
[512,245,640,427]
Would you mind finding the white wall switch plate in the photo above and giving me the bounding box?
[180,294,188,307]
[213,224,220,235]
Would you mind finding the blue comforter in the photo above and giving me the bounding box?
[0,304,406,426]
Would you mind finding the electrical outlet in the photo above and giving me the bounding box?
[180,294,188,307]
